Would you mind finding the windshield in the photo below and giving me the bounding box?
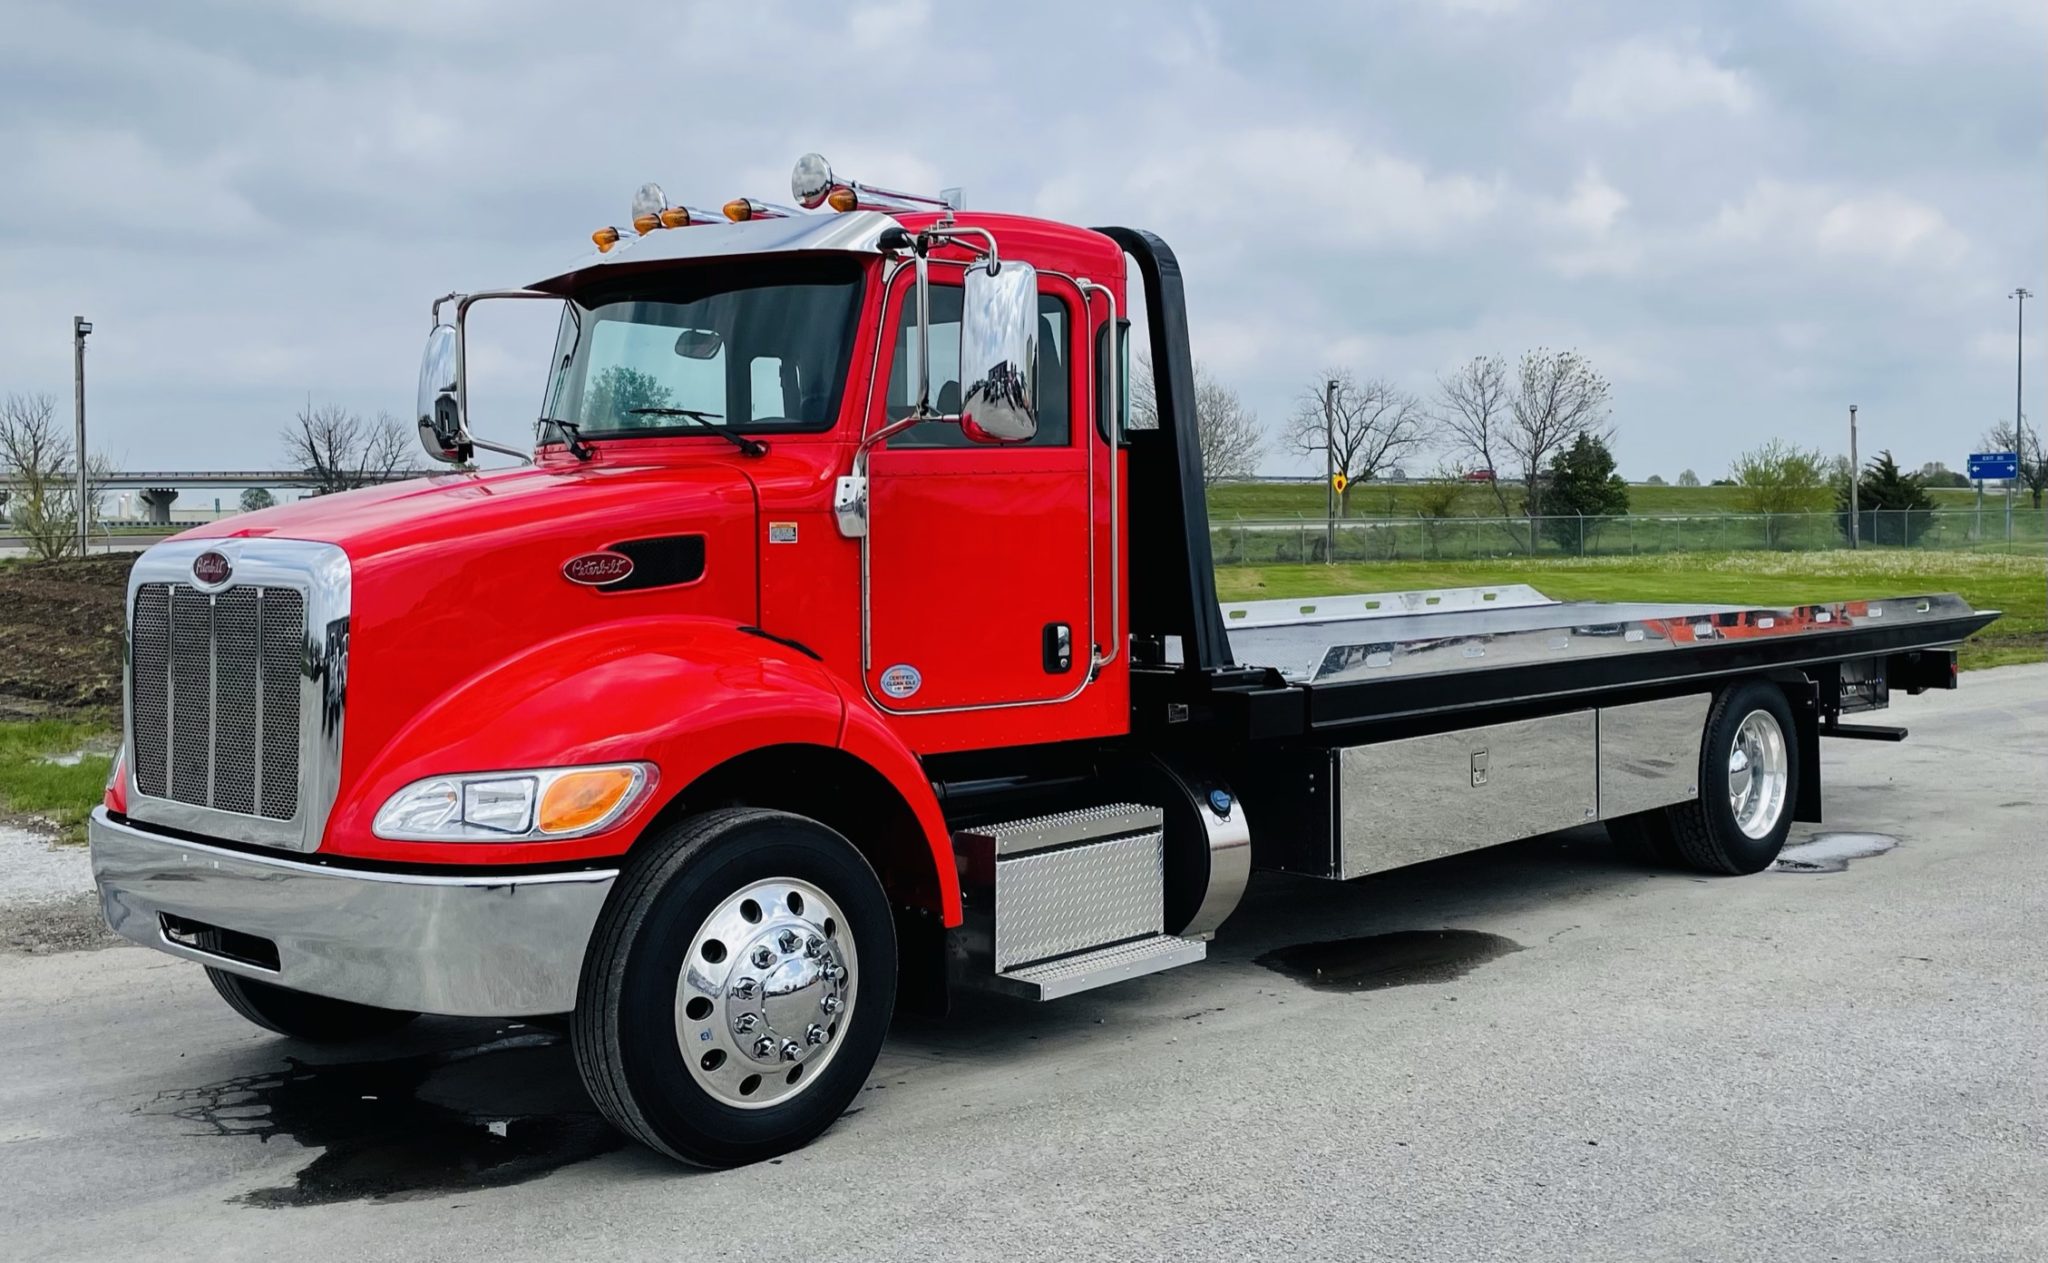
[541,256,863,440]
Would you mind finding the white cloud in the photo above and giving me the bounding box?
[1566,35,1757,122]
[1710,180,1969,269]
[1124,127,1501,250]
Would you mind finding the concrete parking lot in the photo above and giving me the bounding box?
[2,666,2042,1262]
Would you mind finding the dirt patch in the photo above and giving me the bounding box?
[0,554,135,721]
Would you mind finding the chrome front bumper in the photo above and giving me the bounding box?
[89,807,617,1017]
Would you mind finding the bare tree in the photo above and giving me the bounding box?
[1434,354,1516,523]
[1981,418,2046,508]
[1437,350,1610,548]
[1503,348,1612,521]
[1284,370,1426,516]
[1,391,109,559]
[282,404,414,495]
[1130,355,1266,484]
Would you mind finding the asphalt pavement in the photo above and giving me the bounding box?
[2,666,2042,1261]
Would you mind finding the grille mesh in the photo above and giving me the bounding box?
[131,581,305,821]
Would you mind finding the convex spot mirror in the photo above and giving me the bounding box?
[416,323,464,464]
[958,260,1037,444]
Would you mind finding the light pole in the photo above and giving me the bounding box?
[2011,288,2031,543]
[1323,378,1338,563]
[1847,403,1859,550]
[73,316,92,556]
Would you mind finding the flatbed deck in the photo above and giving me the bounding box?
[1144,585,2001,739]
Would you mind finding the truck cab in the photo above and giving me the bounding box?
[90,154,1997,1169]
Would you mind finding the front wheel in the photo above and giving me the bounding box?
[1664,681,1800,875]
[573,808,896,1167]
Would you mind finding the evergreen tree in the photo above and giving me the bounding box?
[1836,449,1934,546]
[1542,433,1630,551]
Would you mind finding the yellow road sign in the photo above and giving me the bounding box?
[1331,472,1348,494]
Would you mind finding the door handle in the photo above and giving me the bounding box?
[1042,622,1073,674]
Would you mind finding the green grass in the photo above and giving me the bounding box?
[1216,548,2046,672]
[1208,481,1999,519]
[0,720,114,843]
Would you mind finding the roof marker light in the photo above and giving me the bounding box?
[592,226,621,253]
[790,152,957,214]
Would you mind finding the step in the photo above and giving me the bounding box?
[988,934,1206,1002]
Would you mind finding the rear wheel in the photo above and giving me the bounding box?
[206,969,418,1043]
[573,808,895,1167]
[1664,681,1799,875]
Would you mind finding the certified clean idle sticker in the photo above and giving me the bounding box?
[768,521,798,544]
[879,664,922,699]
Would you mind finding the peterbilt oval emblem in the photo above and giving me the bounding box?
[563,551,634,586]
[191,551,232,586]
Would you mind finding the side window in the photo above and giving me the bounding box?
[749,355,798,421]
[887,284,1071,448]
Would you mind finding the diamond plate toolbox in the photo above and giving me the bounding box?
[954,804,1166,972]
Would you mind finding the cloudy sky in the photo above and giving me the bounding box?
[1,0,2042,483]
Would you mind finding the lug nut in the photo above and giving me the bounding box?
[820,962,843,982]
[777,929,802,953]
[733,1012,759,1033]
[805,1023,829,1046]
[751,945,776,968]
[730,977,758,1000]
[805,935,825,958]
[820,995,841,1015]
[780,1039,803,1061]
[753,1036,778,1059]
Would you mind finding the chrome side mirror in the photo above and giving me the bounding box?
[415,323,465,464]
[958,261,1038,443]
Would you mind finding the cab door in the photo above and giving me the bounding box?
[864,269,1093,717]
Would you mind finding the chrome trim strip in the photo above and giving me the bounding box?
[124,538,350,852]
[90,808,615,1017]
[1078,278,1120,672]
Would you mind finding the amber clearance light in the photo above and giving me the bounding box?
[537,766,645,835]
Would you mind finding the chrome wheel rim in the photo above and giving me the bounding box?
[1727,710,1789,840]
[674,877,856,1110]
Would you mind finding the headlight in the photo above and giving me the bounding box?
[373,763,655,842]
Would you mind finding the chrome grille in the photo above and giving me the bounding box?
[130,581,305,821]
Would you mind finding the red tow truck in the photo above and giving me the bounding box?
[91,155,1997,1167]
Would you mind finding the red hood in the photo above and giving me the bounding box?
[182,459,749,557]
[177,455,766,811]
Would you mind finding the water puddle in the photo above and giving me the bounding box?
[1772,832,1899,874]
[149,1029,623,1207]
[1256,929,1522,992]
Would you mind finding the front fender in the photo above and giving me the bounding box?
[327,617,845,866]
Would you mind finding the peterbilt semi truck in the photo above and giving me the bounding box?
[91,155,1998,1168]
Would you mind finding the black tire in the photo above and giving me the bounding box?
[206,968,419,1042]
[1606,809,1680,868]
[1664,681,1800,875]
[572,808,896,1168]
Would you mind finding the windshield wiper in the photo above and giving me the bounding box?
[629,407,766,456]
[539,417,594,461]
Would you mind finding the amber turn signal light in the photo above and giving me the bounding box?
[536,766,642,835]
[659,207,693,228]
[723,198,755,223]
[632,212,661,235]
[592,226,621,253]
[826,186,858,213]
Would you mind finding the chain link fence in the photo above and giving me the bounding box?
[1210,506,2048,565]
